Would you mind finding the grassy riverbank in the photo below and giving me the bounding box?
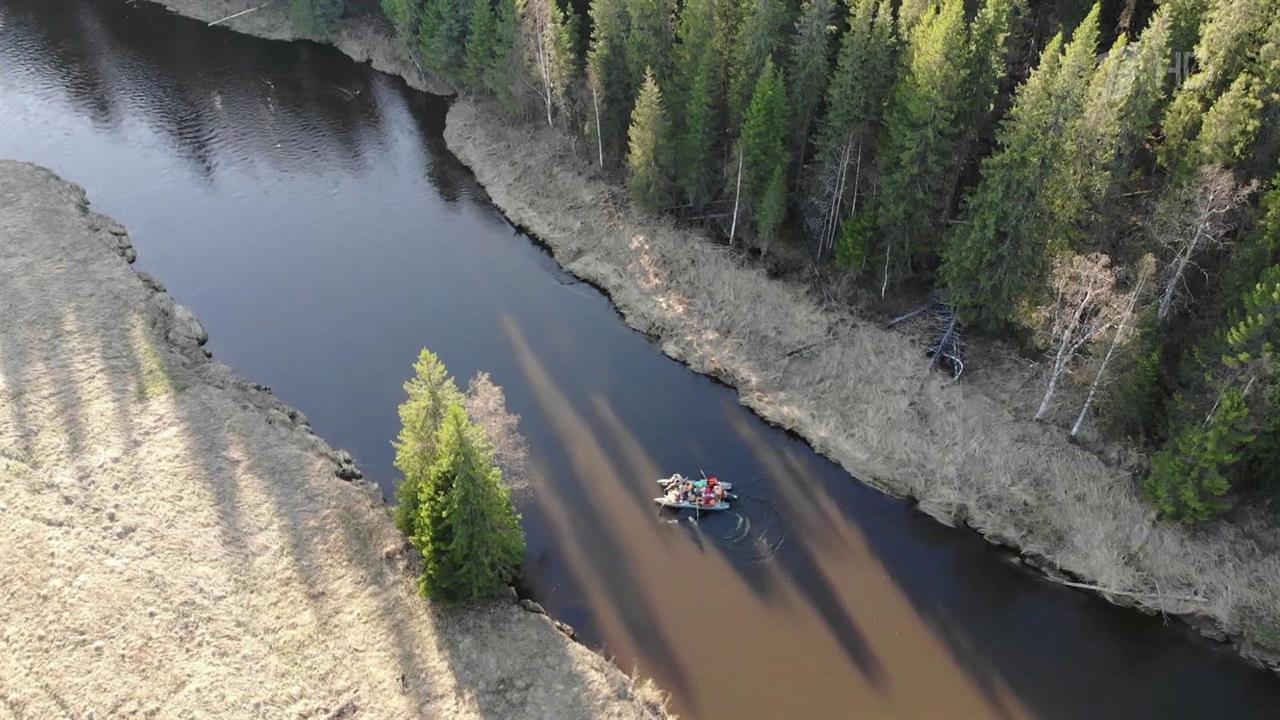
[0,159,667,718]
[133,0,1280,674]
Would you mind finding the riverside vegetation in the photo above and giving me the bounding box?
[271,0,1280,663]
[393,349,528,602]
[287,0,1280,531]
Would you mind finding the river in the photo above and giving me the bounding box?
[3,0,1279,717]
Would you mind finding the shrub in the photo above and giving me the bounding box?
[1142,388,1252,523]
[290,0,345,36]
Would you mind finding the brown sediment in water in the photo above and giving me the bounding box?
[0,159,668,718]
[129,0,1280,682]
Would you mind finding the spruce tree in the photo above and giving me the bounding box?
[950,0,1018,195]
[727,0,788,132]
[465,0,499,90]
[671,0,716,121]
[627,69,672,210]
[1159,1,1280,177]
[382,0,422,37]
[489,0,521,113]
[1142,388,1252,523]
[677,51,718,206]
[587,0,633,163]
[415,405,526,602]
[756,165,788,246]
[625,0,675,90]
[942,6,1102,327]
[393,349,464,537]
[1053,9,1171,252]
[738,57,789,214]
[873,0,971,293]
[809,0,896,257]
[786,0,837,174]
[419,0,474,75]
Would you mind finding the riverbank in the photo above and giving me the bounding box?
[0,160,667,718]
[133,0,1280,672]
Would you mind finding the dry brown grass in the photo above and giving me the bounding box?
[444,98,1280,671]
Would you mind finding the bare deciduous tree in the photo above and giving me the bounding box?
[465,372,532,496]
[1034,252,1123,422]
[1070,254,1156,438]
[1150,165,1255,322]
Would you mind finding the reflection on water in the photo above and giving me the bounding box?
[4,0,1280,718]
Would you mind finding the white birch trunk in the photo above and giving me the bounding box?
[1071,272,1147,437]
[729,149,743,245]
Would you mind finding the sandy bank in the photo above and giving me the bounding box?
[128,0,1280,674]
[0,160,667,718]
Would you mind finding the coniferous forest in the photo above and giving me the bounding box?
[297,0,1279,525]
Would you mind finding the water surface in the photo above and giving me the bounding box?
[3,1,1279,717]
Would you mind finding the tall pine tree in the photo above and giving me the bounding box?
[786,0,837,177]
[415,405,525,602]
[627,69,673,210]
[873,0,971,294]
[587,0,633,164]
[738,58,789,233]
[809,0,897,258]
[942,6,1102,327]
[727,0,788,132]
[670,0,721,207]
[393,349,464,538]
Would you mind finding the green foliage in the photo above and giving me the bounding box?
[465,0,499,89]
[1102,332,1166,438]
[414,405,526,602]
[521,0,579,125]
[942,6,1101,328]
[676,49,717,206]
[1143,388,1252,523]
[1158,2,1280,177]
[671,0,715,117]
[874,0,972,289]
[382,0,421,37]
[739,58,788,210]
[393,349,464,537]
[627,68,672,210]
[727,0,788,132]
[587,0,633,162]
[809,0,896,250]
[835,208,875,271]
[624,0,674,90]
[290,0,344,35]
[786,0,836,168]
[419,0,475,75]
[755,164,787,244]
[813,0,896,164]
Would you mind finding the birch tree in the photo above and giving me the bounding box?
[1034,252,1122,422]
[1150,165,1256,322]
[519,0,576,127]
[1071,255,1156,438]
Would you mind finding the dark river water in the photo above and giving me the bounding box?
[4,1,1279,717]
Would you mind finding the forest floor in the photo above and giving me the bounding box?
[0,159,669,719]
[134,0,1280,674]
